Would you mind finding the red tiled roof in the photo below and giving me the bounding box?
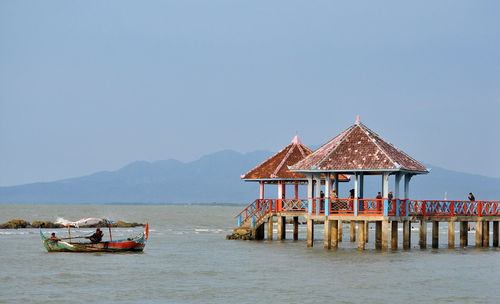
[290,122,428,173]
[241,135,350,181]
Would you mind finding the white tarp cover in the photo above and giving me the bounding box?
[55,217,113,228]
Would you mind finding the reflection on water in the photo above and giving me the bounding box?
[0,204,498,304]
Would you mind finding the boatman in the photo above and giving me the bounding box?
[87,228,103,243]
[48,232,60,242]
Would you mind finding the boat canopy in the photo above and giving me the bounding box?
[55,217,117,228]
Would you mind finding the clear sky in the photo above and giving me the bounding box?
[1,1,499,186]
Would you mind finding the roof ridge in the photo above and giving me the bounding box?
[316,124,357,168]
[358,123,399,169]
[271,144,296,178]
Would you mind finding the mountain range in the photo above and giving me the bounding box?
[1,150,499,204]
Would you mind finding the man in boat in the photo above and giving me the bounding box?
[48,232,60,242]
[87,228,104,243]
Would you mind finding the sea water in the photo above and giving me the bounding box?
[0,204,498,303]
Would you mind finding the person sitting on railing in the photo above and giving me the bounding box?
[320,191,325,211]
[468,193,475,201]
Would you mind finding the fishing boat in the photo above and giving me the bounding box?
[40,217,149,252]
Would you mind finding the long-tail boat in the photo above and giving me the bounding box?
[40,217,149,252]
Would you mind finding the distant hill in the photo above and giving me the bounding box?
[0,150,499,204]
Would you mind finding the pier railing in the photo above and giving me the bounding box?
[237,198,500,226]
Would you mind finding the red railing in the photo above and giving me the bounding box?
[358,199,383,215]
[236,198,500,226]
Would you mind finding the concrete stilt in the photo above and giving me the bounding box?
[293,216,299,241]
[391,221,398,250]
[324,219,331,249]
[277,216,286,241]
[267,216,273,241]
[432,221,439,249]
[403,220,411,249]
[350,221,356,242]
[357,221,365,250]
[381,220,389,251]
[338,220,343,242]
[493,221,499,247]
[448,221,455,249]
[460,221,468,247]
[483,221,489,247]
[375,221,382,250]
[331,220,339,248]
[476,221,483,247]
[365,221,369,243]
[254,223,265,240]
[419,220,427,249]
[307,218,314,247]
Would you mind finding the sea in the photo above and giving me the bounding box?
[0,204,498,304]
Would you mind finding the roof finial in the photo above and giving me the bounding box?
[292,134,302,145]
[356,115,360,124]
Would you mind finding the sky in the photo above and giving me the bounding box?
[1,1,500,186]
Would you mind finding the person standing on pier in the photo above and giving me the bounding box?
[376,192,382,200]
[320,191,325,211]
[467,193,475,231]
[388,191,393,201]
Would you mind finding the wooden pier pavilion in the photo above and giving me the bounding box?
[232,118,500,250]
[237,135,349,240]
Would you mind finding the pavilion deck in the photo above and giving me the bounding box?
[233,198,500,250]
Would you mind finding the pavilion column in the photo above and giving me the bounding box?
[382,173,389,198]
[394,173,402,216]
[260,181,265,199]
[357,221,365,250]
[314,173,321,215]
[333,173,339,194]
[432,221,439,249]
[359,173,364,198]
[324,219,332,249]
[448,220,455,249]
[419,220,427,249]
[476,220,483,247]
[307,218,314,247]
[493,221,499,247]
[338,220,343,242]
[293,217,299,240]
[277,181,283,200]
[267,215,273,241]
[403,220,411,249]
[307,174,313,216]
[350,221,356,242]
[354,173,359,216]
[282,183,286,198]
[365,221,369,243]
[483,221,489,247]
[404,174,412,216]
[331,220,339,248]
[375,221,382,250]
[404,174,412,199]
[351,174,357,241]
[325,173,331,216]
[294,183,299,199]
[391,221,398,250]
[381,220,389,251]
[460,221,468,247]
[382,173,389,216]
[277,216,285,241]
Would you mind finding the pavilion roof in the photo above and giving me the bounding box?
[241,135,350,181]
[290,120,428,174]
